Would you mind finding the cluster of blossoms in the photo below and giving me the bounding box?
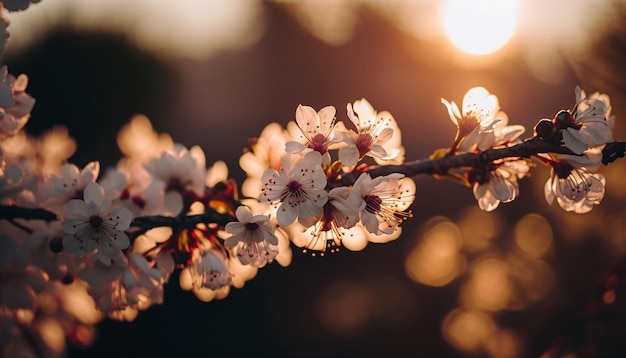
[244,99,415,253]
[440,86,613,213]
[0,1,621,357]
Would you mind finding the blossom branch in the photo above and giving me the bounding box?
[129,209,236,238]
[339,139,626,185]
[0,204,58,222]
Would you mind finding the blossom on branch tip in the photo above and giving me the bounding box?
[542,149,605,214]
[260,151,328,227]
[224,206,278,267]
[339,98,404,167]
[349,172,415,235]
[442,87,504,150]
[61,182,132,262]
[559,87,613,154]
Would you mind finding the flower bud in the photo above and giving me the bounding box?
[554,109,574,130]
[534,118,556,141]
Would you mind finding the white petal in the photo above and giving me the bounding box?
[562,129,588,154]
[285,141,306,154]
[339,146,359,167]
[62,235,86,255]
[84,182,104,205]
[544,178,555,205]
[276,203,297,227]
[66,199,88,218]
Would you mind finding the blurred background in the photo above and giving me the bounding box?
[4,0,626,356]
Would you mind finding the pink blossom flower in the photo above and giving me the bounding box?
[339,99,404,167]
[285,104,343,157]
[0,67,35,136]
[349,173,415,235]
[442,87,506,150]
[472,159,530,212]
[260,151,328,227]
[62,182,132,262]
[560,87,614,154]
[543,149,605,213]
[225,206,279,267]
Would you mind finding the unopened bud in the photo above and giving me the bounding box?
[534,118,556,141]
[554,110,574,130]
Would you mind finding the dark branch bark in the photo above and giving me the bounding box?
[130,210,237,237]
[340,139,626,185]
[1,140,624,228]
[0,205,58,222]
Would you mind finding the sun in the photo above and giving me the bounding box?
[441,0,519,56]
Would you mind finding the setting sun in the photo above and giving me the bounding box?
[441,0,519,55]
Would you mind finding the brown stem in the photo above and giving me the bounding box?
[340,138,625,185]
[1,140,624,230]
[129,210,236,238]
[0,205,58,222]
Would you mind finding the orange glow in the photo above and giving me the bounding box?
[35,318,66,353]
[461,257,512,311]
[405,219,465,287]
[457,207,500,253]
[509,255,554,303]
[485,329,519,358]
[441,0,518,55]
[604,290,616,305]
[442,308,496,352]
[514,213,553,258]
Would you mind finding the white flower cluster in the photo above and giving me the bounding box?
[441,86,613,213]
[242,99,416,254]
[537,87,613,213]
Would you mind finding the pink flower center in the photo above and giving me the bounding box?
[245,222,259,230]
[310,133,328,153]
[552,160,575,179]
[89,215,103,228]
[167,177,185,192]
[356,133,374,157]
[286,180,302,193]
[364,194,383,213]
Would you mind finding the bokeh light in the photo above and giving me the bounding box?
[405,217,465,287]
[514,213,553,258]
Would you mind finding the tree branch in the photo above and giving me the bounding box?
[0,205,58,222]
[339,139,626,184]
[130,210,237,238]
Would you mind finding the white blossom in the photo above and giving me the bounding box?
[543,149,605,213]
[0,67,35,136]
[260,151,328,227]
[473,159,530,212]
[349,172,415,235]
[285,104,343,157]
[224,206,279,267]
[441,87,504,147]
[62,182,132,263]
[187,245,232,291]
[561,87,613,154]
[339,98,404,167]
